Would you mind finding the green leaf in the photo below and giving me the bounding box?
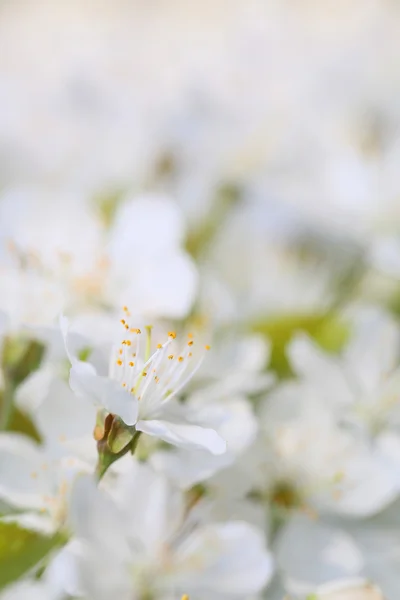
[0,522,62,590]
[251,312,348,377]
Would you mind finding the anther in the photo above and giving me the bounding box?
[117,359,123,366]
[168,331,177,339]
[120,319,126,325]
[129,362,135,367]
[205,345,211,350]
[168,354,174,360]
[157,343,162,349]
[178,356,184,362]
[188,340,194,346]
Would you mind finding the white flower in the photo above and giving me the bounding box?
[61,313,226,455]
[253,382,400,518]
[0,189,197,329]
[288,307,400,437]
[0,377,95,533]
[68,462,274,600]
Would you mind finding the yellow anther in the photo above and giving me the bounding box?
[130,387,135,393]
[168,331,177,339]
[122,383,126,387]
[130,328,141,334]
[178,356,184,362]
[189,352,193,357]
[122,340,126,345]
[188,333,194,339]
[117,359,123,366]
[157,343,162,349]
[125,340,132,346]
[120,319,126,325]
[132,352,137,357]
[123,306,128,312]
[168,354,174,360]
[119,349,123,355]
[125,324,129,330]
[129,361,135,367]
[181,595,189,600]
[155,376,160,383]
[188,340,194,346]
[205,345,211,350]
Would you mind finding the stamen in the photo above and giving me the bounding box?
[168,331,177,339]
[120,319,126,325]
[187,340,194,346]
[129,361,135,367]
[117,359,123,366]
[178,356,184,362]
[157,343,162,349]
[145,325,153,361]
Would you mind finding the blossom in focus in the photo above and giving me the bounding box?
[61,313,226,455]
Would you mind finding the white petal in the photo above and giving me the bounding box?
[151,448,233,489]
[344,308,400,396]
[69,362,138,425]
[36,378,96,460]
[288,333,353,407]
[173,522,274,595]
[59,314,76,365]
[136,419,226,454]
[276,515,364,587]
[0,433,51,510]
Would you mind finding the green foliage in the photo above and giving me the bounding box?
[0,522,62,590]
[251,312,348,377]
[0,339,44,439]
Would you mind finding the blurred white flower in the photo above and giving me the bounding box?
[289,308,400,439]
[0,378,95,533]
[0,189,197,329]
[68,462,274,600]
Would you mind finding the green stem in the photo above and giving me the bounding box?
[0,371,15,431]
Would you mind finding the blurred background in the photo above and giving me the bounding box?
[1,0,400,334]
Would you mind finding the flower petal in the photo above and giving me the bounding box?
[70,362,138,426]
[136,419,226,454]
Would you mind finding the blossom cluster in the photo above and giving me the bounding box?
[1,2,400,600]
